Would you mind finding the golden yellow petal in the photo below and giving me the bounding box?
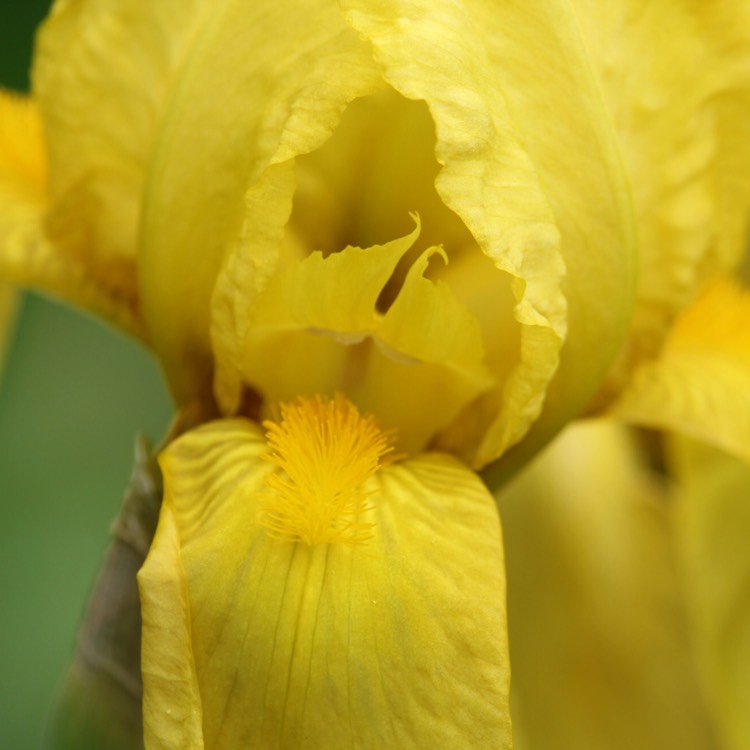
[612,277,750,461]
[671,436,750,750]
[139,1,383,403]
[0,90,48,292]
[0,91,39,359]
[340,0,636,470]
[140,417,511,748]
[499,420,715,750]
[0,90,143,335]
[0,90,46,205]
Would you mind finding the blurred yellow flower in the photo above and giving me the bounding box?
[2,0,750,748]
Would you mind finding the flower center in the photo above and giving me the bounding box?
[259,393,394,546]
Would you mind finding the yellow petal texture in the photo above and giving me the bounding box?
[571,0,750,382]
[612,276,750,461]
[139,417,511,749]
[671,437,750,750]
[0,91,46,307]
[139,0,382,403]
[498,420,715,750]
[340,0,636,468]
[0,90,143,334]
[220,219,494,454]
[0,91,46,208]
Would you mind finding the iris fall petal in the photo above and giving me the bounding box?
[139,418,512,749]
[671,437,750,750]
[500,420,715,750]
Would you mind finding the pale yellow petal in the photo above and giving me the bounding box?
[340,0,636,469]
[140,418,511,749]
[499,420,715,750]
[571,0,750,382]
[671,436,750,750]
[139,1,383,403]
[612,277,750,461]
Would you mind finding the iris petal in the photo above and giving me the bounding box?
[31,0,209,320]
[671,436,750,750]
[612,277,750,462]
[139,418,511,749]
[138,0,383,402]
[340,0,636,468]
[0,91,142,335]
[220,219,493,452]
[500,420,715,750]
[571,0,750,379]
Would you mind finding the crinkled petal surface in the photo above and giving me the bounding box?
[0,90,144,335]
[339,0,635,467]
[139,0,383,402]
[612,277,750,462]
[671,437,750,750]
[139,419,511,750]
[498,420,715,750]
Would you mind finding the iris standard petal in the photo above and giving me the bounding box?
[671,436,750,750]
[499,420,715,750]
[139,0,382,403]
[611,277,750,462]
[139,416,511,749]
[340,0,636,469]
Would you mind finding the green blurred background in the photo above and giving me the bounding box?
[0,3,173,746]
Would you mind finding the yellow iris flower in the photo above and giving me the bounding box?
[1,1,750,748]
